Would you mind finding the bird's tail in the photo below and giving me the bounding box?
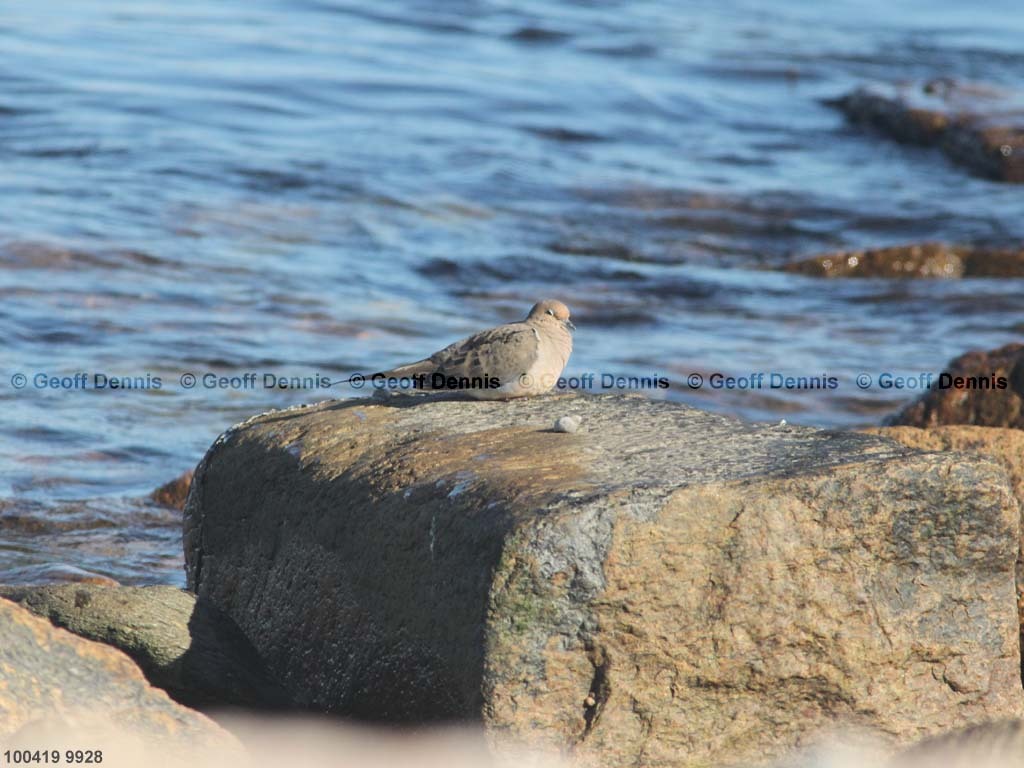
[371,359,436,380]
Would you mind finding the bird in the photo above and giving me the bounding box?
[370,299,574,399]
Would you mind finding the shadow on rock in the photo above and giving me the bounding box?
[0,584,291,713]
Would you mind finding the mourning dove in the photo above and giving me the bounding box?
[372,299,574,399]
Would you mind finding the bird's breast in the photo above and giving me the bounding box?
[539,327,572,372]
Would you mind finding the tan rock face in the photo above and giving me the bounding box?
[0,597,233,754]
[185,395,1024,767]
[887,344,1024,429]
[862,426,1024,508]
[865,425,1024,701]
[488,462,1024,766]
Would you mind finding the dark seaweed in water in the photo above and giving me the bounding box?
[1,0,1023,584]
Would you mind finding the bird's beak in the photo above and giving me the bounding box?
[565,319,576,332]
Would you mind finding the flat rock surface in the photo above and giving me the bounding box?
[185,393,1024,767]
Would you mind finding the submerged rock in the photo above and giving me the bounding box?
[828,82,1024,182]
[784,242,1024,278]
[887,343,1024,429]
[185,394,1023,767]
[0,598,234,752]
[150,469,194,510]
[0,584,289,711]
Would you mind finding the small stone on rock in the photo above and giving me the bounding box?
[554,415,582,433]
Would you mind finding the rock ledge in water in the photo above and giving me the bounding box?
[784,242,1024,278]
[829,82,1024,182]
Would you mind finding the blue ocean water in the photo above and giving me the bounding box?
[1,0,1022,583]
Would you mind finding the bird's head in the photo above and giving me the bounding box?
[527,299,575,331]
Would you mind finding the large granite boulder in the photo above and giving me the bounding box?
[0,584,289,711]
[887,344,1024,429]
[0,598,234,757]
[184,394,1024,767]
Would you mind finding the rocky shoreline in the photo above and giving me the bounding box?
[5,341,1024,766]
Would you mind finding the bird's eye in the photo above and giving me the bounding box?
[546,309,555,316]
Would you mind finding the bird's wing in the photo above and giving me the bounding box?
[431,322,541,382]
